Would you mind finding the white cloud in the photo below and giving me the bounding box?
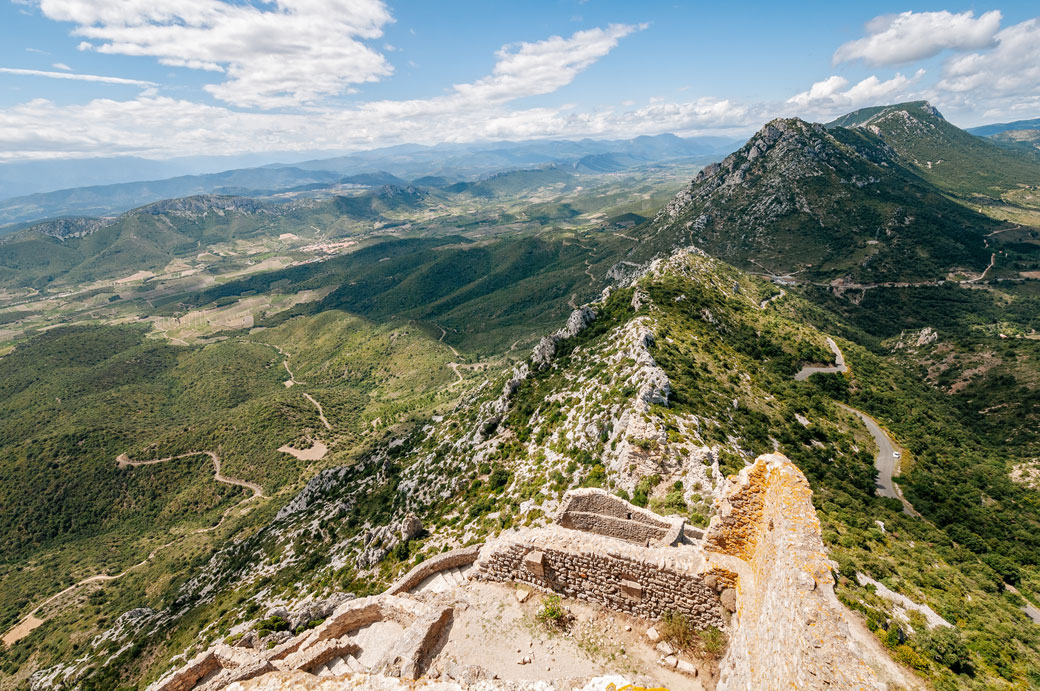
[939,18,1040,96]
[787,72,922,114]
[453,24,642,104]
[786,75,849,107]
[27,0,395,109]
[0,67,156,87]
[834,10,1001,66]
[0,24,697,160]
[924,18,1040,123]
[52,62,71,71]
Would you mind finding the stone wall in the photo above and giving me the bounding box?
[553,488,686,547]
[386,544,481,596]
[474,525,725,628]
[708,453,886,691]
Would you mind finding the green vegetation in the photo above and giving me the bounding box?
[1,102,1039,691]
[639,114,1002,282]
[828,101,1040,198]
[660,611,727,659]
[536,594,569,630]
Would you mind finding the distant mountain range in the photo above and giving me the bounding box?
[0,134,739,227]
[966,117,1040,138]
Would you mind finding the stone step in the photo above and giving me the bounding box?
[345,654,365,673]
[313,661,333,677]
[328,656,351,676]
[450,568,464,585]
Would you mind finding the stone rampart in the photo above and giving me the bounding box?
[708,453,886,691]
[474,525,725,628]
[553,488,685,546]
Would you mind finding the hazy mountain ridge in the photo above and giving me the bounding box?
[0,134,738,227]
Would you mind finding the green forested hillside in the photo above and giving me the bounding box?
[828,101,1040,198]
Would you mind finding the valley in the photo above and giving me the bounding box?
[0,102,1038,691]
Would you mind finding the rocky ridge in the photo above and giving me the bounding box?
[637,113,995,282]
[28,247,915,689]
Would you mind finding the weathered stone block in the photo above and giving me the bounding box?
[620,579,643,600]
[720,587,736,612]
[523,550,546,579]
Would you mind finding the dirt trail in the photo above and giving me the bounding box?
[965,252,997,283]
[435,323,466,385]
[301,393,332,431]
[269,343,300,386]
[117,451,264,498]
[261,342,333,431]
[1,530,193,647]
[436,323,461,357]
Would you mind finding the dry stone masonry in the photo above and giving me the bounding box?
[707,454,887,691]
[554,488,691,546]
[150,454,897,690]
[475,524,727,628]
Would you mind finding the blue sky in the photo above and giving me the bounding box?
[1,1,1038,160]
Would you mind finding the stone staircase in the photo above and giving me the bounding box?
[310,653,363,677]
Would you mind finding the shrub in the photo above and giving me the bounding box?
[660,611,696,650]
[699,626,727,658]
[920,627,973,675]
[895,644,929,671]
[535,595,569,630]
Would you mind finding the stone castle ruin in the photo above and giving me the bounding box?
[149,454,897,690]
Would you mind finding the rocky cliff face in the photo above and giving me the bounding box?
[21,217,111,240]
[136,194,272,218]
[637,114,993,282]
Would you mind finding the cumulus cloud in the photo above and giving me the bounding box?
[0,67,156,86]
[939,18,1040,95]
[834,10,1001,66]
[787,72,922,113]
[0,93,754,162]
[1,24,737,160]
[26,0,395,108]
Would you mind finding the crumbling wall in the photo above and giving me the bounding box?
[386,544,480,596]
[708,453,885,691]
[553,488,685,546]
[475,525,725,628]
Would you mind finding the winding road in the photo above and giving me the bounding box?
[794,337,847,380]
[794,338,917,515]
[838,405,918,516]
